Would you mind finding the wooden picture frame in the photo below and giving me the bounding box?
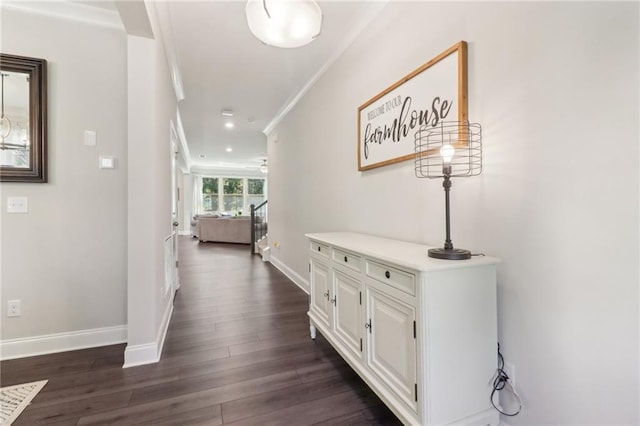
[357,41,467,171]
[0,53,48,183]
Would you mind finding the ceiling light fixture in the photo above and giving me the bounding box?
[221,109,234,117]
[245,0,322,48]
[226,147,233,152]
[225,122,234,129]
[260,159,268,174]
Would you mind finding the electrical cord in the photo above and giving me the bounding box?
[491,343,522,416]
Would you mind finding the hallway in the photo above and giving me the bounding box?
[1,237,400,425]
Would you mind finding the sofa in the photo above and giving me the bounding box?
[193,215,252,244]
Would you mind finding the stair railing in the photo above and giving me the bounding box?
[250,200,268,254]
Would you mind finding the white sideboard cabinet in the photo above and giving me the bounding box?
[306,232,500,426]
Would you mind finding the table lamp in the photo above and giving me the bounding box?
[414,121,482,260]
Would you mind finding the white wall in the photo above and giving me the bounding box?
[124,2,177,366]
[268,2,639,425]
[0,8,127,356]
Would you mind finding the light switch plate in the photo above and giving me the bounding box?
[7,197,28,213]
[99,156,115,169]
[84,130,97,146]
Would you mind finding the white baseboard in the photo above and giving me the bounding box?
[123,299,174,368]
[122,342,158,368]
[156,298,173,357]
[269,255,309,295]
[0,325,127,361]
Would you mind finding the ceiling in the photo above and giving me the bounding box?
[73,0,385,171]
[165,1,383,172]
[13,1,386,173]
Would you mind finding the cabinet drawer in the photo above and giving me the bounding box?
[332,248,361,272]
[366,260,415,296]
[310,241,330,257]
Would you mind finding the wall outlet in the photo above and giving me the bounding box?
[7,197,28,213]
[8,300,21,317]
[504,362,515,387]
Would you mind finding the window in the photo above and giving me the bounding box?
[202,177,219,212]
[223,178,244,213]
[248,178,265,208]
[200,176,266,215]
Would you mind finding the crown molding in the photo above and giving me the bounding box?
[263,0,390,136]
[149,1,185,102]
[1,1,124,30]
[190,164,266,178]
[176,110,193,172]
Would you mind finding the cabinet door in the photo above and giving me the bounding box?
[309,258,331,329]
[366,284,417,411]
[333,269,363,360]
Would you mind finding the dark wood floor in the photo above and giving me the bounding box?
[1,237,401,425]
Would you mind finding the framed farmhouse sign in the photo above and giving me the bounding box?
[357,41,468,171]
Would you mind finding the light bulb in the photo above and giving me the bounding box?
[440,144,455,163]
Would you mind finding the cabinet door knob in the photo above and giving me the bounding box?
[317,246,321,252]
[344,256,348,262]
[331,296,336,305]
[323,290,329,299]
[385,271,391,279]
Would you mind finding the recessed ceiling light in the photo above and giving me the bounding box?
[221,109,234,117]
[199,154,206,158]
[225,122,234,129]
[226,147,233,152]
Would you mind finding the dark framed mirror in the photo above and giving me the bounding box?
[0,53,47,183]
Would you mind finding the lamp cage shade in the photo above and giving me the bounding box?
[414,121,482,179]
[246,0,322,48]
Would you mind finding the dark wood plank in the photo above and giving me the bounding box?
[78,371,301,425]
[136,404,223,426]
[221,387,381,426]
[0,237,399,425]
[220,369,362,423]
[15,389,133,425]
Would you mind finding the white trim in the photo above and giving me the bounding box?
[156,298,174,358]
[1,1,124,30]
[123,301,173,368]
[269,255,309,295]
[122,342,158,368]
[0,325,126,361]
[190,165,266,178]
[176,110,192,172]
[263,0,390,136]
[178,230,191,236]
[148,1,185,101]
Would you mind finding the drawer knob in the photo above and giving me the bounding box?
[344,256,348,262]
[385,270,391,279]
[317,246,321,252]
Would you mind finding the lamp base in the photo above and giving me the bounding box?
[428,247,471,260]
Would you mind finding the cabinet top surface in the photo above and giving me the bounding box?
[305,232,499,272]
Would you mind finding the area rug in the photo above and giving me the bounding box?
[0,380,47,425]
